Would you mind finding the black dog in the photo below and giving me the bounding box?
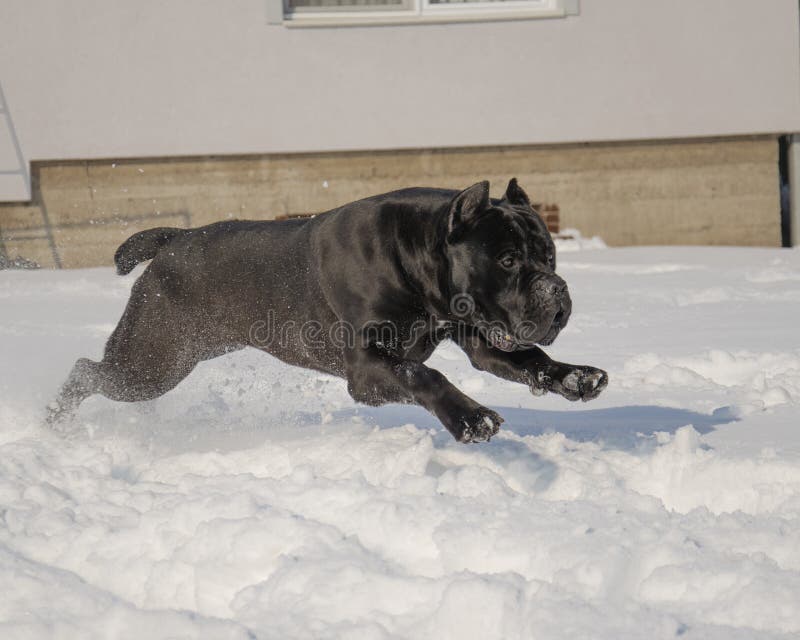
[49,179,607,442]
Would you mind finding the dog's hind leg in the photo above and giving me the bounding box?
[47,349,197,423]
[47,357,104,425]
[48,291,205,425]
[48,348,200,426]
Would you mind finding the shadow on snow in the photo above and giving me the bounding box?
[332,403,739,452]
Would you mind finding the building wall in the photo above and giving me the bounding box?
[0,136,779,269]
[0,0,798,201]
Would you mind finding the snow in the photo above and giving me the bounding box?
[2,244,800,639]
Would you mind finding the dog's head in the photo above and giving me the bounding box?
[443,179,570,349]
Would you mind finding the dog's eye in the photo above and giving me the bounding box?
[498,253,518,269]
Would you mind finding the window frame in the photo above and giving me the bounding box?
[269,0,578,27]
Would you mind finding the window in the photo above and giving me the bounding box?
[269,0,578,27]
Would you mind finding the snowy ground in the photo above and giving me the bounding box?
[2,243,800,639]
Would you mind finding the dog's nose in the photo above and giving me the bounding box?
[538,275,568,299]
[549,282,567,298]
[530,273,570,313]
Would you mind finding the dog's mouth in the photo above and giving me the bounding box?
[486,329,517,352]
[482,310,566,350]
[538,309,567,346]
[551,308,566,330]
[485,328,539,352]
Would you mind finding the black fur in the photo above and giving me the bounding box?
[114,227,188,275]
[50,179,607,442]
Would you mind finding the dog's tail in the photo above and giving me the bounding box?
[114,227,188,275]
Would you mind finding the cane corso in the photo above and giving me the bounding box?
[49,179,608,442]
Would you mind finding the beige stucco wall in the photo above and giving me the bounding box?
[0,135,780,268]
[0,1,798,202]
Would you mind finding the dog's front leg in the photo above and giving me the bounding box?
[457,335,608,402]
[344,345,503,442]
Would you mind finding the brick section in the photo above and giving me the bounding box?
[0,136,780,269]
[536,204,559,234]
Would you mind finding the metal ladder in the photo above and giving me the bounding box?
[0,80,30,199]
[0,81,56,267]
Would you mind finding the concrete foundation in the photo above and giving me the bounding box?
[0,135,781,269]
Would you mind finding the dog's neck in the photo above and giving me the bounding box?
[392,204,453,320]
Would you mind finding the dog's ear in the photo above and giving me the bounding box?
[448,181,490,241]
[503,177,531,206]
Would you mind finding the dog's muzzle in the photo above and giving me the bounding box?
[532,274,571,346]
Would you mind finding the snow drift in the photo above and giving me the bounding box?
[1,245,799,639]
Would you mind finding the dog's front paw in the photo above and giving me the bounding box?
[458,406,504,443]
[552,366,608,402]
[528,369,552,397]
